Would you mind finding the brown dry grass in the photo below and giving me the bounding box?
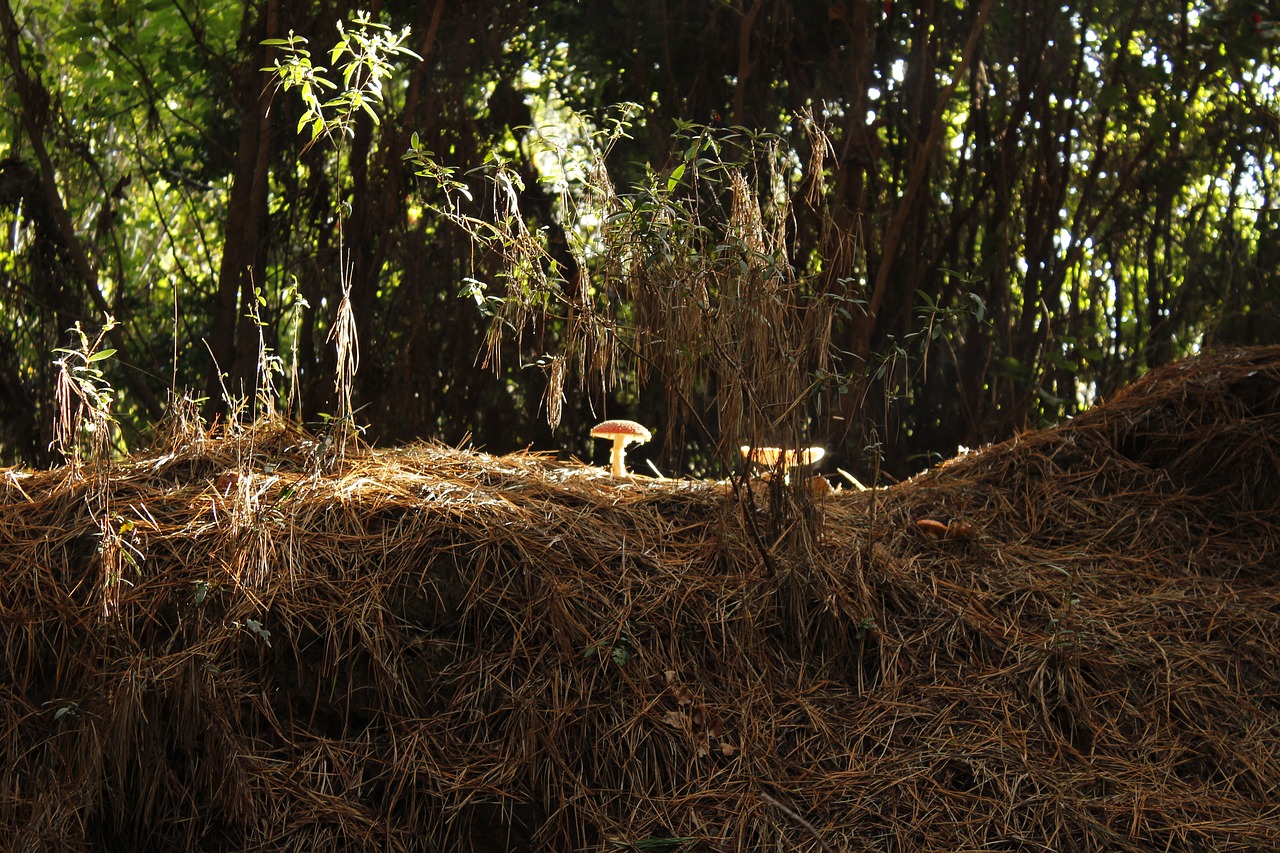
[1,346,1278,851]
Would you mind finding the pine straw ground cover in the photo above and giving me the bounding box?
[1,347,1278,852]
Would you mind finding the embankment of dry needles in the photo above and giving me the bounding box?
[1,346,1278,851]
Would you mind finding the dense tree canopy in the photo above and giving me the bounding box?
[1,0,1277,477]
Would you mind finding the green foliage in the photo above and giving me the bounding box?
[1,0,1277,476]
[584,625,634,667]
[264,11,421,147]
[261,10,421,452]
[52,316,120,467]
[232,617,273,647]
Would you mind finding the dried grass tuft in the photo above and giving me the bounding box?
[1,346,1278,851]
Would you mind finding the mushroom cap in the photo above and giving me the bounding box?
[739,445,826,466]
[915,518,950,540]
[590,419,652,444]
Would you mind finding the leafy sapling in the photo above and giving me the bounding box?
[262,11,421,150]
[262,12,420,453]
[53,315,121,468]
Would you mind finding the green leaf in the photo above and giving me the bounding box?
[87,348,117,362]
[64,23,99,39]
[666,162,685,193]
[968,292,987,322]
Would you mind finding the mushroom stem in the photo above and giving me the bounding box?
[609,439,629,478]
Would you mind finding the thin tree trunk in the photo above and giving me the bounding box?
[732,0,766,126]
[860,0,993,358]
[205,0,279,416]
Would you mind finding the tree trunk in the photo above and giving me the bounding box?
[204,0,279,417]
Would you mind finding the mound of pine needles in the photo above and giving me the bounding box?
[1,346,1278,851]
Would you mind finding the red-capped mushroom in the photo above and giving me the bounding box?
[590,419,652,478]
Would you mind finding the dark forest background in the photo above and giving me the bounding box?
[2,0,1278,480]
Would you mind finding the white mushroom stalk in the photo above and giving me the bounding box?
[591,420,652,478]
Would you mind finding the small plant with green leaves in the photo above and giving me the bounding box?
[233,617,273,648]
[245,283,309,421]
[263,11,420,454]
[584,622,637,667]
[263,12,420,150]
[42,699,91,724]
[52,315,120,469]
